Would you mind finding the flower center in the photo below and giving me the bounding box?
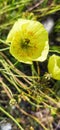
[21,38,30,48]
[24,39,30,45]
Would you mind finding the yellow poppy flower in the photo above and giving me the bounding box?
[6,19,49,64]
[48,54,60,80]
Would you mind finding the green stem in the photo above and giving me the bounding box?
[0,107,24,130]
[49,49,60,54]
[31,62,37,76]
[0,39,10,46]
[0,47,9,52]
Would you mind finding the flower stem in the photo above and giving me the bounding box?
[31,62,37,76]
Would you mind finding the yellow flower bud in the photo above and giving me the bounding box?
[48,54,60,80]
[6,19,49,64]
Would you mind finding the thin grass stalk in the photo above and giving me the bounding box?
[0,107,24,130]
